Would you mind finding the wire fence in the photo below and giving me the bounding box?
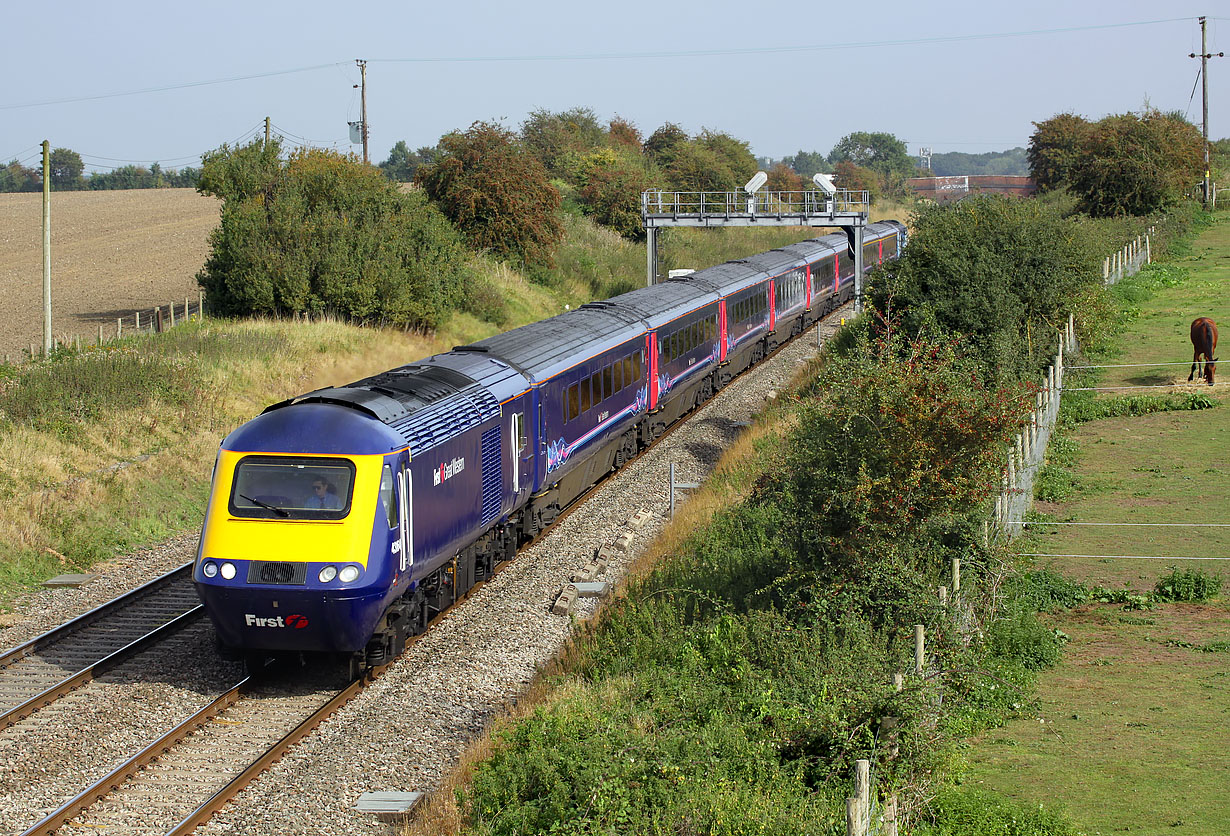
[6,291,206,365]
[990,232,1226,559]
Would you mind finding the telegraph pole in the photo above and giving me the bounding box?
[42,140,51,358]
[265,116,271,149]
[356,59,369,165]
[1190,16,1224,208]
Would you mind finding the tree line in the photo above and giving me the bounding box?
[0,147,200,193]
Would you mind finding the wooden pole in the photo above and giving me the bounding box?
[846,798,861,836]
[855,759,870,835]
[914,625,925,675]
[42,140,52,357]
[952,557,961,595]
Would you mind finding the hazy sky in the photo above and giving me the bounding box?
[1,1,1225,174]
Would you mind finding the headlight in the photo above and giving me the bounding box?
[339,565,361,583]
[201,561,218,578]
[220,562,237,580]
[318,565,338,583]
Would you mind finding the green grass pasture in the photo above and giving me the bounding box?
[965,215,1230,835]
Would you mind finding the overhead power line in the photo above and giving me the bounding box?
[0,17,1198,112]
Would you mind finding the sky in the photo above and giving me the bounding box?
[0,1,1225,174]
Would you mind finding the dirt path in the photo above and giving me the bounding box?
[0,189,219,360]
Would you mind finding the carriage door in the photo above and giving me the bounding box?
[511,410,527,493]
[397,465,412,571]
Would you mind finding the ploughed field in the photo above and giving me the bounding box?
[0,188,219,360]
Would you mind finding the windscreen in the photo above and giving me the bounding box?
[228,455,356,520]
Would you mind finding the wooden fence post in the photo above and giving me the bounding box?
[846,798,861,836]
[914,625,925,675]
[855,759,870,835]
[117,317,122,339]
[169,302,175,328]
[939,586,949,607]
[884,794,898,836]
[952,558,961,595]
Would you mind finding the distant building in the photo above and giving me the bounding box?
[906,175,1036,202]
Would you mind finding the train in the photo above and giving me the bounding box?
[193,220,907,671]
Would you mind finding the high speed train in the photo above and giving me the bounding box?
[194,221,906,671]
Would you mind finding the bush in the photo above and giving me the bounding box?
[1006,570,1091,612]
[1070,111,1203,217]
[1154,567,1223,602]
[415,121,564,268]
[197,140,477,329]
[876,195,1102,381]
[986,609,1066,671]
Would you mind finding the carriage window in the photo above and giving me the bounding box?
[622,356,632,389]
[690,322,699,349]
[633,352,642,382]
[603,365,613,400]
[229,455,355,520]
[581,375,591,413]
[567,383,580,421]
[614,358,624,392]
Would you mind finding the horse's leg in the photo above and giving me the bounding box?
[1190,352,1198,381]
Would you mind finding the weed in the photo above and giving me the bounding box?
[1154,567,1223,602]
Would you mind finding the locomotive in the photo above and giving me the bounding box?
[194,221,906,671]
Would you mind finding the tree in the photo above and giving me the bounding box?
[828,132,913,179]
[197,139,477,329]
[416,121,563,267]
[764,162,804,193]
[1027,113,1091,192]
[876,194,1101,379]
[520,107,606,178]
[0,160,40,192]
[643,122,689,162]
[575,147,653,239]
[49,148,85,190]
[696,130,758,187]
[1068,110,1203,216]
[832,160,879,200]
[608,116,642,150]
[379,141,438,182]
[781,149,828,177]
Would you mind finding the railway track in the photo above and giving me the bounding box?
[0,563,200,728]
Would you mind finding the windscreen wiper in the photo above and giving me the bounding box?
[239,494,290,518]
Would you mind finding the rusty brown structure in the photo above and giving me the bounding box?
[907,175,1036,202]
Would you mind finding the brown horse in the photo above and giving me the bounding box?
[1188,317,1219,386]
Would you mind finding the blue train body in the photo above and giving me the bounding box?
[194,222,906,668]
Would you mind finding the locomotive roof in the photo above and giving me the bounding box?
[259,356,518,457]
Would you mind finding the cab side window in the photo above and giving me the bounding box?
[380,464,397,529]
